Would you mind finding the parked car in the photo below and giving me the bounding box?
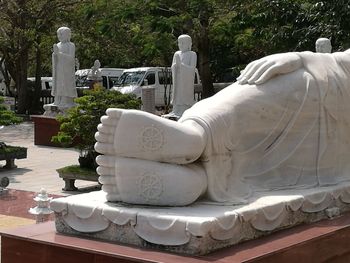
[75,68,125,90]
[27,77,53,90]
[113,67,201,106]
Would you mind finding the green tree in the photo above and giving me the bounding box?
[0,0,82,114]
[234,0,350,57]
[0,97,22,125]
[72,0,238,98]
[29,1,82,113]
[0,0,32,113]
[52,89,141,169]
[5,0,350,115]
[127,0,219,97]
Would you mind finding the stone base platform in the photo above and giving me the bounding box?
[31,115,61,146]
[43,104,71,117]
[50,182,350,255]
[2,215,350,262]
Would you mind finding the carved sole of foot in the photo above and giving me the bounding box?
[94,108,205,164]
[96,155,207,206]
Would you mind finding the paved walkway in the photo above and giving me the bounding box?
[0,121,101,260]
[0,121,99,195]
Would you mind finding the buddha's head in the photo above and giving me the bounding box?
[315,38,332,53]
[57,27,71,43]
[178,34,192,52]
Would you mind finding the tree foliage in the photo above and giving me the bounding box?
[2,0,350,113]
[52,89,140,169]
[235,0,350,54]
[0,97,22,125]
[0,0,81,113]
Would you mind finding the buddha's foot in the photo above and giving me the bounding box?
[96,156,120,202]
[95,108,205,164]
[96,155,207,206]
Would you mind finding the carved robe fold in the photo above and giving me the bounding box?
[180,51,350,203]
[52,43,77,98]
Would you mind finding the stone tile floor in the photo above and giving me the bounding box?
[0,121,101,261]
[0,121,99,195]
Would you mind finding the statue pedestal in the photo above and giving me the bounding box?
[30,115,60,146]
[2,213,350,262]
[50,182,350,255]
[162,104,193,121]
[43,104,72,117]
[162,112,180,121]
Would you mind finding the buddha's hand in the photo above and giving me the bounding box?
[175,53,181,65]
[53,44,58,54]
[237,52,302,85]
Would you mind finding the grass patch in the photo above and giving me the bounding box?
[0,146,27,154]
[57,165,98,177]
[0,145,27,160]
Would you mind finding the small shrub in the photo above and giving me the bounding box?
[52,89,141,169]
[0,97,22,126]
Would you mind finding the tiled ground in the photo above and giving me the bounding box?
[1,123,350,262]
[0,122,100,229]
[0,189,62,234]
[0,215,34,230]
[0,121,99,195]
[0,121,102,262]
[0,189,61,220]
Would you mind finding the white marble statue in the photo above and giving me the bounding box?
[51,27,77,107]
[52,49,350,254]
[95,49,350,207]
[87,59,102,89]
[165,34,197,119]
[315,37,332,53]
[87,60,102,81]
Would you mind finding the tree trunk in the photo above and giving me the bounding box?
[0,58,11,96]
[2,63,12,96]
[197,11,214,99]
[15,3,30,114]
[16,50,29,114]
[31,38,42,114]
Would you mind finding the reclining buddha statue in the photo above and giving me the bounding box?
[95,50,350,206]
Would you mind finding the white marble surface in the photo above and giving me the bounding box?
[167,34,197,118]
[49,27,77,110]
[87,60,102,81]
[95,50,350,208]
[51,181,350,254]
[89,50,350,252]
[316,37,332,53]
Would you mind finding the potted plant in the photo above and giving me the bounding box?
[0,143,27,160]
[0,97,26,169]
[52,89,141,170]
[0,97,22,126]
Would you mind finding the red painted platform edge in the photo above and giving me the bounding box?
[2,213,350,263]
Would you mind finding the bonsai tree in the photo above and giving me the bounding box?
[0,97,22,125]
[0,97,26,171]
[52,89,141,169]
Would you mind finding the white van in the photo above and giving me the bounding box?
[27,77,53,90]
[113,67,201,106]
[75,68,125,90]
